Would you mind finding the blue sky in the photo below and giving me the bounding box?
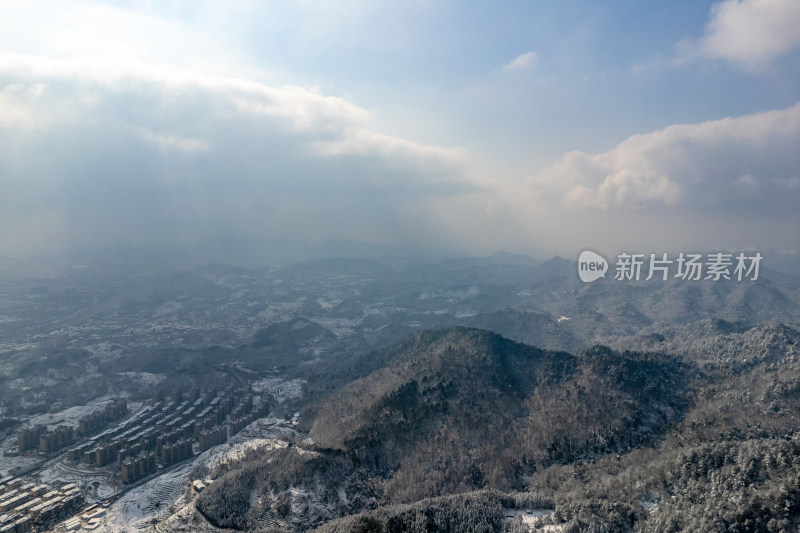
[1,0,799,263]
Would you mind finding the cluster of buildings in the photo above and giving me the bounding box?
[15,399,129,456]
[119,452,157,484]
[16,426,74,455]
[1,384,271,530]
[77,399,128,436]
[61,504,107,532]
[0,478,82,533]
[66,386,268,485]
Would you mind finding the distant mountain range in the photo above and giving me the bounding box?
[3,250,800,531]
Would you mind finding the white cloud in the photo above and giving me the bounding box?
[0,52,478,257]
[129,126,209,153]
[0,83,44,129]
[0,53,371,132]
[312,128,464,160]
[681,0,800,71]
[532,102,800,212]
[0,1,239,70]
[0,52,469,164]
[503,51,537,71]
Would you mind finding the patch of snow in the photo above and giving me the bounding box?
[101,462,193,531]
[641,493,660,512]
[200,438,288,477]
[116,372,164,387]
[251,379,304,403]
[310,317,361,337]
[316,298,342,309]
[35,458,116,500]
[0,442,40,476]
[502,508,557,530]
[83,342,120,360]
[153,301,182,318]
[27,394,116,428]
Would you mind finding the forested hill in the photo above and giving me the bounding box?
[194,324,800,531]
[308,327,694,502]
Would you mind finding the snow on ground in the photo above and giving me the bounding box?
[27,394,116,428]
[198,414,300,475]
[42,411,300,532]
[251,378,304,403]
[272,380,304,403]
[309,317,361,337]
[0,437,40,476]
[92,416,300,532]
[316,298,341,309]
[0,362,14,377]
[116,372,164,387]
[151,499,220,533]
[0,342,37,353]
[153,301,182,318]
[238,415,298,442]
[502,508,555,520]
[100,462,194,532]
[200,438,288,477]
[0,396,147,477]
[256,298,306,323]
[35,456,117,500]
[502,508,559,531]
[83,342,120,360]
[0,395,140,475]
[251,377,284,393]
[641,496,659,512]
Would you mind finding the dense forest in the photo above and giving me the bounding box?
[188,325,800,531]
[308,329,694,502]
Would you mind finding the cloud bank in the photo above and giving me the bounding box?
[0,53,477,258]
[532,102,800,212]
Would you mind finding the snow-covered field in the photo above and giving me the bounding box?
[100,462,194,532]
[0,436,40,476]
